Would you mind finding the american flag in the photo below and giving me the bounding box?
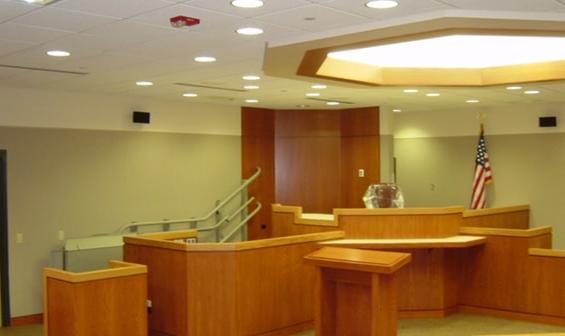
[470,126,493,209]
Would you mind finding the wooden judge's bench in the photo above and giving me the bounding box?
[272,204,565,326]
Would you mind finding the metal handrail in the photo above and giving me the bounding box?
[117,167,262,234]
[220,202,262,243]
[196,197,256,232]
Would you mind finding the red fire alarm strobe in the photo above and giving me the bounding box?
[170,16,200,28]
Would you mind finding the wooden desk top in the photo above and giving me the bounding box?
[318,235,486,249]
[304,247,411,274]
[44,260,147,283]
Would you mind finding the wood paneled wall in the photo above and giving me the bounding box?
[242,106,380,222]
[242,107,275,239]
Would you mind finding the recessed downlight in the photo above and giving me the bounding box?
[231,0,263,8]
[326,101,340,106]
[466,99,480,103]
[243,75,261,80]
[136,81,153,86]
[392,109,402,113]
[245,99,259,103]
[365,0,399,9]
[194,56,216,63]
[244,85,260,90]
[524,90,540,95]
[47,50,70,57]
[236,27,264,36]
[403,89,418,93]
[311,84,327,89]
[506,86,523,90]
[183,93,198,97]
[426,92,440,97]
[305,93,320,97]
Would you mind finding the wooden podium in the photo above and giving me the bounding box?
[305,247,411,336]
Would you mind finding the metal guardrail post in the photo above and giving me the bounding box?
[189,217,197,229]
[240,180,249,241]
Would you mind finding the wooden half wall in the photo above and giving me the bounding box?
[242,106,380,239]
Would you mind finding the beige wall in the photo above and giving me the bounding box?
[0,88,243,317]
[394,103,565,249]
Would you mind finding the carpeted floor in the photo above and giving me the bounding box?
[292,314,565,336]
[2,314,565,335]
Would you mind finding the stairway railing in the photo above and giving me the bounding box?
[117,167,262,242]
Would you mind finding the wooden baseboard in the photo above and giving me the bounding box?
[11,313,43,326]
[399,307,457,319]
[256,320,313,336]
[459,305,565,327]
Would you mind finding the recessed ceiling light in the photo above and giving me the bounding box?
[194,56,216,63]
[306,93,320,97]
[466,99,480,103]
[231,0,263,8]
[46,50,70,57]
[329,35,565,69]
[392,109,402,112]
[296,104,310,108]
[236,27,264,36]
[243,75,261,80]
[311,84,327,89]
[244,85,260,90]
[326,101,340,106]
[403,89,418,93]
[426,93,440,97]
[183,93,198,97]
[136,81,153,86]
[524,90,540,95]
[365,0,399,9]
[506,86,523,90]
[245,99,259,103]
[20,0,61,5]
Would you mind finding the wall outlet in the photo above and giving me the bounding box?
[16,233,23,244]
[358,169,365,177]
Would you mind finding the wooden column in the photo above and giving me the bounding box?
[305,247,410,336]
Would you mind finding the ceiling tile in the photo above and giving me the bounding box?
[320,0,451,19]
[0,39,34,57]
[0,22,70,44]
[437,0,565,12]
[12,7,117,32]
[183,0,313,18]
[52,0,173,19]
[255,4,371,32]
[83,20,183,46]
[0,0,39,23]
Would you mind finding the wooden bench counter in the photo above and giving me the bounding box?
[318,235,486,249]
[124,230,345,336]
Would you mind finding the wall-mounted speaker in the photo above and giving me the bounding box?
[539,116,557,128]
[133,111,150,124]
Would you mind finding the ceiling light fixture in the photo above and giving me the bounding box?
[403,89,418,93]
[20,0,62,5]
[244,85,260,90]
[183,93,198,97]
[329,35,565,69]
[426,93,440,97]
[136,81,153,86]
[311,84,327,89]
[231,0,264,8]
[466,99,480,103]
[305,93,320,97]
[243,75,261,80]
[245,99,259,103]
[506,86,523,90]
[194,56,216,63]
[392,109,402,112]
[47,50,70,57]
[326,101,340,106]
[365,0,399,9]
[524,90,540,95]
[236,27,264,36]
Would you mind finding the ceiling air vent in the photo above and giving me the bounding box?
[0,64,88,75]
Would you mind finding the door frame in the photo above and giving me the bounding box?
[0,150,10,326]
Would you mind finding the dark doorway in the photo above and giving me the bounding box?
[0,150,10,326]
